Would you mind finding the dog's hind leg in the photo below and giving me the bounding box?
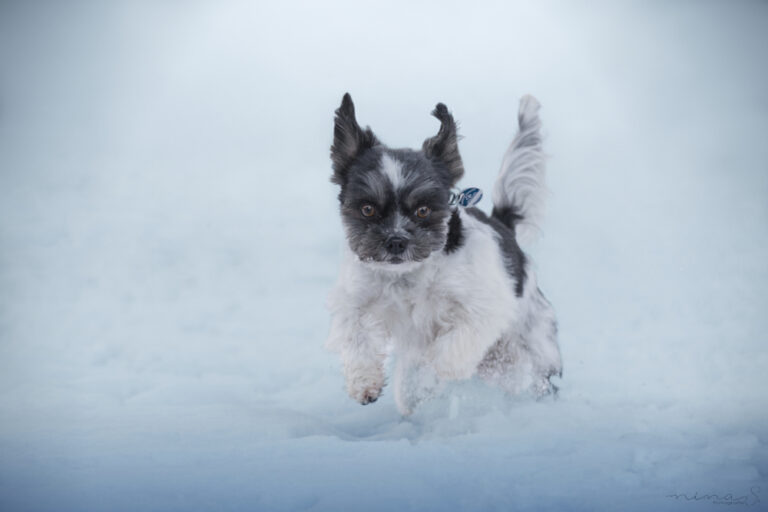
[478,288,561,397]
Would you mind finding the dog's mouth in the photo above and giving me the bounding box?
[359,253,427,272]
[359,254,411,265]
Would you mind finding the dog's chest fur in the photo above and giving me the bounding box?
[366,262,458,346]
[339,209,522,349]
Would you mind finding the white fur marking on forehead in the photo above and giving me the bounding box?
[394,212,407,232]
[380,153,404,189]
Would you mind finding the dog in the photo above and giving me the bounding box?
[325,93,562,415]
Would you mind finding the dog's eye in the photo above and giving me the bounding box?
[361,204,375,217]
[415,206,431,218]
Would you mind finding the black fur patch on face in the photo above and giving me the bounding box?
[465,208,527,297]
[338,148,453,265]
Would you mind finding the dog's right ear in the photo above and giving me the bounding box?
[330,93,378,185]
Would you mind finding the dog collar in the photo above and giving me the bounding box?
[449,187,483,208]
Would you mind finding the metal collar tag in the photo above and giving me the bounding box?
[449,187,483,208]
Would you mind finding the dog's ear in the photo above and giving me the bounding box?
[330,93,378,185]
[422,103,464,186]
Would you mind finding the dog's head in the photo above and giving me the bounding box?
[330,93,464,268]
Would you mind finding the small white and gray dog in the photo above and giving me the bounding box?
[326,93,562,415]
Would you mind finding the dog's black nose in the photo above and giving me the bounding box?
[385,236,408,255]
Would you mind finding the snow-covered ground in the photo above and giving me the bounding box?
[1,2,767,511]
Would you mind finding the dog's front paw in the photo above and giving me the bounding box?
[346,371,385,405]
[342,358,386,406]
[349,384,383,405]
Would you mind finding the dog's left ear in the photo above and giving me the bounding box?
[423,103,464,186]
[330,93,379,185]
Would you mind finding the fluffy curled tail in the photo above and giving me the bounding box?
[491,95,547,244]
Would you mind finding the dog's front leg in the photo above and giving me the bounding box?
[339,339,387,405]
[326,309,388,405]
[393,356,439,416]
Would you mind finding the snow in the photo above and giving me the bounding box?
[1,1,767,511]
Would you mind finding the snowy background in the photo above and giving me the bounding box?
[1,1,767,511]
